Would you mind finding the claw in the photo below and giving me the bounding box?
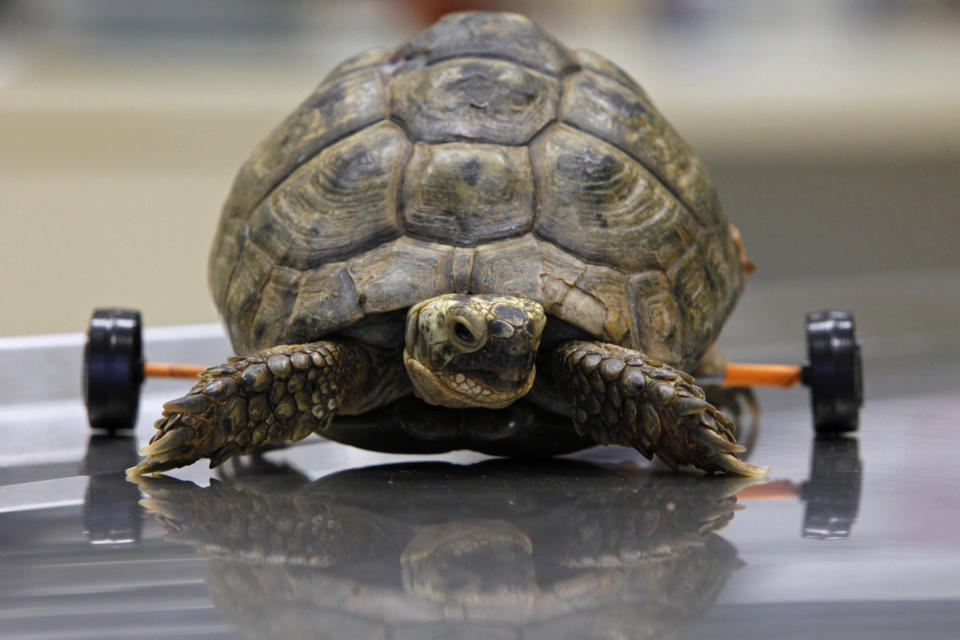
[719,452,769,478]
[126,456,173,478]
[162,394,210,415]
[138,426,193,457]
[674,396,708,416]
[693,426,746,455]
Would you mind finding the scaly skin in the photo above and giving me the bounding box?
[128,341,373,476]
[550,341,768,477]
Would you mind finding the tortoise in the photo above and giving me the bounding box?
[128,11,766,477]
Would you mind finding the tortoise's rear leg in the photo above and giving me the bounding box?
[549,341,768,477]
[126,341,404,476]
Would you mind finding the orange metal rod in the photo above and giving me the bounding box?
[722,363,802,389]
[143,362,206,379]
[142,361,804,387]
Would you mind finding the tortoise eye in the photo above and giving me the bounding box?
[453,321,476,344]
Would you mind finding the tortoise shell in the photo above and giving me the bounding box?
[209,12,743,371]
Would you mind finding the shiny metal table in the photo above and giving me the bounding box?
[2,271,959,639]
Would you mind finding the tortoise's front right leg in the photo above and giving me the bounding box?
[550,341,768,477]
[127,340,400,477]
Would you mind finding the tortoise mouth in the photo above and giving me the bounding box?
[403,349,536,409]
[434,367,537,408]
[455,368,529,391]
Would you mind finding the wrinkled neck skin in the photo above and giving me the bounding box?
[403,294,546,409]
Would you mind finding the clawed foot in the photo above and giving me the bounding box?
[649,392,768,477]
[554,341,769,477]
[126,370,252,477]
[126,341,365,477]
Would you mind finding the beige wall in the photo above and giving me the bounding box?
[2,64,297,336]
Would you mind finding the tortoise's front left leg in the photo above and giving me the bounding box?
[127,340,406,476]
[549,341,768,477]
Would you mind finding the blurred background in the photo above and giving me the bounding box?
[1,0,958,337]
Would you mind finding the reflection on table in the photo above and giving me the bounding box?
[134,458,753,639]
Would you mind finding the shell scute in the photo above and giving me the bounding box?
[532,124,694,273]
[346,237,455,314]
[288,263,365,348]
[469,235,547,304]
[667,235,742,363]
[247,267,301,355]
[390,58,558,144]
[223,241,274,352]
[246,122,408,269]
[209,66,389,304]
[391,11,576,76]
[560,69,721,227]
[324,48,391,81]
[535,242,632,345]
[402,142,533,245]
[570,265,632,345]
[572,49,645,96]
[628,271,685,366]
[537,241,585,312]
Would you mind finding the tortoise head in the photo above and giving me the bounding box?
[403,295,546,409]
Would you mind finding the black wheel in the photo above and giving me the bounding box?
[83,308,144,431]
[802,310,863,434]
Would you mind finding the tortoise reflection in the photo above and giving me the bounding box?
[136,457,755,639]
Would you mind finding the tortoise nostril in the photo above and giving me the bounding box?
[453,321,476,344]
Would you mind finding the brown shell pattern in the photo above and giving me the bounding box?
[209,12,742,370]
